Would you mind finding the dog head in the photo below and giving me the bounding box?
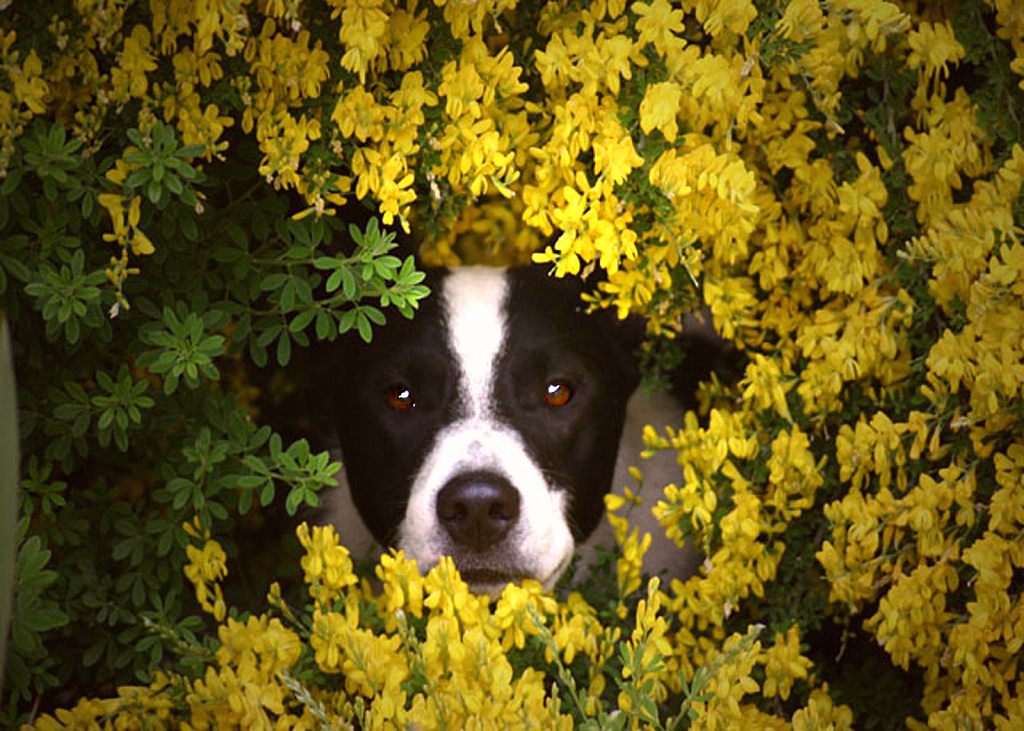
[326,266,643,593]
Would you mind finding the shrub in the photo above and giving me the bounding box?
[2,0,1023,728]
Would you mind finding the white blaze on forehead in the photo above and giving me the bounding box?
[441,267,509,414]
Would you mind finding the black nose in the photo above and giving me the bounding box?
[436,472,521,552]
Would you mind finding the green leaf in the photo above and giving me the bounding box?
[356,312,372,342]
[276,331,292,366]
[82,640,106,668]
[342,267,358,300]
[260,273,288,291]
[285,488,306,516]
[315,310,334,341]
[125,168,150,189]
[235,475,268,489]
[165,173,183,195]
[363,305,385,326]
[177,143,206,158]
[280,279,296,311]
[146,178,163,204]
[0,167,22,194]
[313,256,341,270]
[289,308,316,333]
[21,605,68,633]
[126,128,145,147]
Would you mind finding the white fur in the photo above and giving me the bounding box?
[439,267,507,415]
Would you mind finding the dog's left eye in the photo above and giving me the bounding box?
[386,385,416,411]
[544,381,573,407]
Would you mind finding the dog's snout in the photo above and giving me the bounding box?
[436,473,520,552]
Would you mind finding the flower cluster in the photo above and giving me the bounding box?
[182,517,228,622]
[31,524,848,728]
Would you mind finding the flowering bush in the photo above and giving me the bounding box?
[3,0,1023,728]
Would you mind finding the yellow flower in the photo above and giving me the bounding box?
[761,626,812,700]
[423,556,482,624]
[741,354,793,422]
[692,0,758,38]
[865,562,955,670]
[256,110,322,190]
[492,580,556,651]
[437,0,518,40]
[130,229,155,257]
[310,609,347,673]
[617,525,652,598]
[252,20,330,101]
[183,525,228,621]
[188,664,286,727]
[385,3,431,71]
[296,522,359,607]
[331,0,389,83]
[9,47,48,114]
[777,0,825,42]
[907,21,965,88]
[596,32,643,96]
[376,151,417,228]
[438,57,485,121]
[792,685,854,731]
[332,86,387,142]
[632,0,686,57]
[172,93,234,159]
[340,625,407,702]
[110,25,158,102]
[593,133,643,186]
[390,69,438,138]
[377,549,425,621]
[639,81,683,142]
[552,592,602,665]
[765,427,823,520]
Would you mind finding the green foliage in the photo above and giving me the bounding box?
[5,531,68,703]
[2,104,427,720]
[122,123,206,208]
[138,307,227,394]
[24,248,106,346]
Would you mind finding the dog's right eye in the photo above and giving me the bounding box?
[544,381,573,407]
[386,385,416,411]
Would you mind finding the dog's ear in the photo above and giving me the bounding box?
[668,309,743,410]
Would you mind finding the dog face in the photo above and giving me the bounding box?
[327,266,642,593]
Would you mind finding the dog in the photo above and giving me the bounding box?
[319,265,721,594]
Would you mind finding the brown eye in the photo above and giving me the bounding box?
[386,385,415,411]
[545,381,573,407]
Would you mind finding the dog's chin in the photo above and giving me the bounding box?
[460,553,574,597]
[414,550,572,597]
[460,568,530,596]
